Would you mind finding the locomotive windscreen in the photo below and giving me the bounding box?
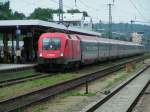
[42,38,61,50]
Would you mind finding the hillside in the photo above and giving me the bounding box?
[94,23,150,40]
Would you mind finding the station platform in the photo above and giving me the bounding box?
[0,64,36,72]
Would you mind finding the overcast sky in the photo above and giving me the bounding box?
[4,0,150,24]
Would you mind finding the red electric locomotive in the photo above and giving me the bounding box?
[38,33,81,69]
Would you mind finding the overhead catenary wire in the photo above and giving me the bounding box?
[129,0,148,21]
[76,0,104,20]
[112,1,150,25]
[137,0,150,14]
[78,0,102,12]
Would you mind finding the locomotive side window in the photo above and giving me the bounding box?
[43,38,61,50]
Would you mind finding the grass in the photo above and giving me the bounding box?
[104,70,129,89]
[0,72,79,100]
[32,106,47,112]
[103,62,142,90]
[0,70,36,82]
[62,90,96,98]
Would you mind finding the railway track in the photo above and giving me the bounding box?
[0,56,146,112]
[0,56,145,88]
[80,64,150,112]
[0,73,56,88]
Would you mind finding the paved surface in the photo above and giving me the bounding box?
[0,64,35,71]
[145,84,150,93]
[132,85,150,112]
[94,67,150,112]
[141,85,150,112]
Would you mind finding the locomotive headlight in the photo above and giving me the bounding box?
[39,53,42,57]
[60,52,64,57]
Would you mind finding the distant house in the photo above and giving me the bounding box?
[53,13,93,30]
[81,16,93,30]
[131,32,143,44]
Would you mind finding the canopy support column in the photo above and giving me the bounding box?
[3,33,9,63]
[16,26,21,63]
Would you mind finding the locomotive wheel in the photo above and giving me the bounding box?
[35,65,43,72]
[74,62,80,70]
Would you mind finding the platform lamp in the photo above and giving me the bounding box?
[16,26,21,63]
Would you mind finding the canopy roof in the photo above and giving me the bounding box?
[0,19,101,36]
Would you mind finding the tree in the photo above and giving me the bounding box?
[67,9,80,13]
[28,8,60,21]
[83,11,88,17]
[67,9,89,17]
[0,1,26,20]
[0,1,12,20]
[12,11,26,20]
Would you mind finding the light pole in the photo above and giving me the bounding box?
[59,0,63,24]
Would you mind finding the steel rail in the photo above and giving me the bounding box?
[0,73,57,88]
[0,56,146,112]
[81,65,150,112]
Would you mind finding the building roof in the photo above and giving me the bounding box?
[0,19,101,36]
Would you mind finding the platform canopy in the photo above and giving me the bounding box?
[0,20,101,36]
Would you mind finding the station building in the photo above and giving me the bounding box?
[0,19,101,64]
[53,13,93,30]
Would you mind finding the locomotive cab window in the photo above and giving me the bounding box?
[42,38,61,50]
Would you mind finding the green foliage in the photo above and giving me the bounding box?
[61,90,96,99]
[101,32,131,41]
[28,8,60,21]
[33,106,47,112]
[0,1,26,20]
[83,11,88,17]
[12,11,26,20]
[0,1,12,20]
[94,23,150,40]
[67,9,88,17]
[67,9,81,13]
